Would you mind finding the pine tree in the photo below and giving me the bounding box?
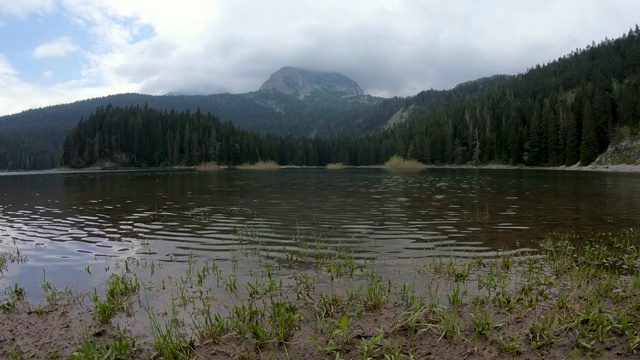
[524,102,542,165]
[473,127,481,163]
[544,100,559,165]
[565,109,580,166]
[592,87,613,152]
[172,135,181,165]
[580,99,599,165]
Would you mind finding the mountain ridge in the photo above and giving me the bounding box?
[0,71,508,169]
[259,67,365,99]
[3,25,638,171]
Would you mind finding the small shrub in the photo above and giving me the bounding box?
[326,163,346,169]
[383,155,423,170]
[237,160,280,170]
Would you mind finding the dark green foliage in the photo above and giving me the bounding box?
[1,91,403,169]
[524,101,543,165]
[0,132,59,170]
[580,100,599,165]
[592,87,614,152]
[7,25,640,169]
[565,109,580,166]
[61,105,308,168]
[545,100,560,166]
[384,26,640,167]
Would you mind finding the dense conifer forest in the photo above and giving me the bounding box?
[379,25,640,167]
[7,26,640,169]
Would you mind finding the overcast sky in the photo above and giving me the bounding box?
[0,1,638,116]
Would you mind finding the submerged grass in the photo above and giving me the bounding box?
[1,283,25,312]
[69,325,137,360]
[2,228,640,359]
[90,272,140,323]
[0,248,27,276]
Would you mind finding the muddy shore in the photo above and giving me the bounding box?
[1,230,639,359]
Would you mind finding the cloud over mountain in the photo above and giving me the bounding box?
[0,0,639,116]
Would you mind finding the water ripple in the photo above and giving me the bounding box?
[1,169,639,270]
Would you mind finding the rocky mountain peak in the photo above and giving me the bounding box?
[259,67,364,99]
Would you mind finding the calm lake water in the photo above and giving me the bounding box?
[1,168,639,300]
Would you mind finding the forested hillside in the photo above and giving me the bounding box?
[0,91,387,169]
[388,26,640,166]
[0,69,507,170]
[9,26,640,169]
[60,105,389,168]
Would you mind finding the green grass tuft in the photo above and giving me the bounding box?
[237,160,280,170]
[383,155,423,170]
[326,163,346,169]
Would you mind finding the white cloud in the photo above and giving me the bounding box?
[33,36,80,58]
[0,55,20,86]
[42,70,53,79]
[98,0,219,41]
[67,0,640,98]
[61,0,220,49]
[0,55,48,114]
[0,0,55,17]
[0,54,135,116]
[3,0,640,116]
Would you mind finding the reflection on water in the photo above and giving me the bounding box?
[1,169,639,299]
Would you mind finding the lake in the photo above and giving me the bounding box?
[1,168,639,301]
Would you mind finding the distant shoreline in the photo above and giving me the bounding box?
[280,163,640,173]
[422,163,640,173]
[2,163,640,174]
